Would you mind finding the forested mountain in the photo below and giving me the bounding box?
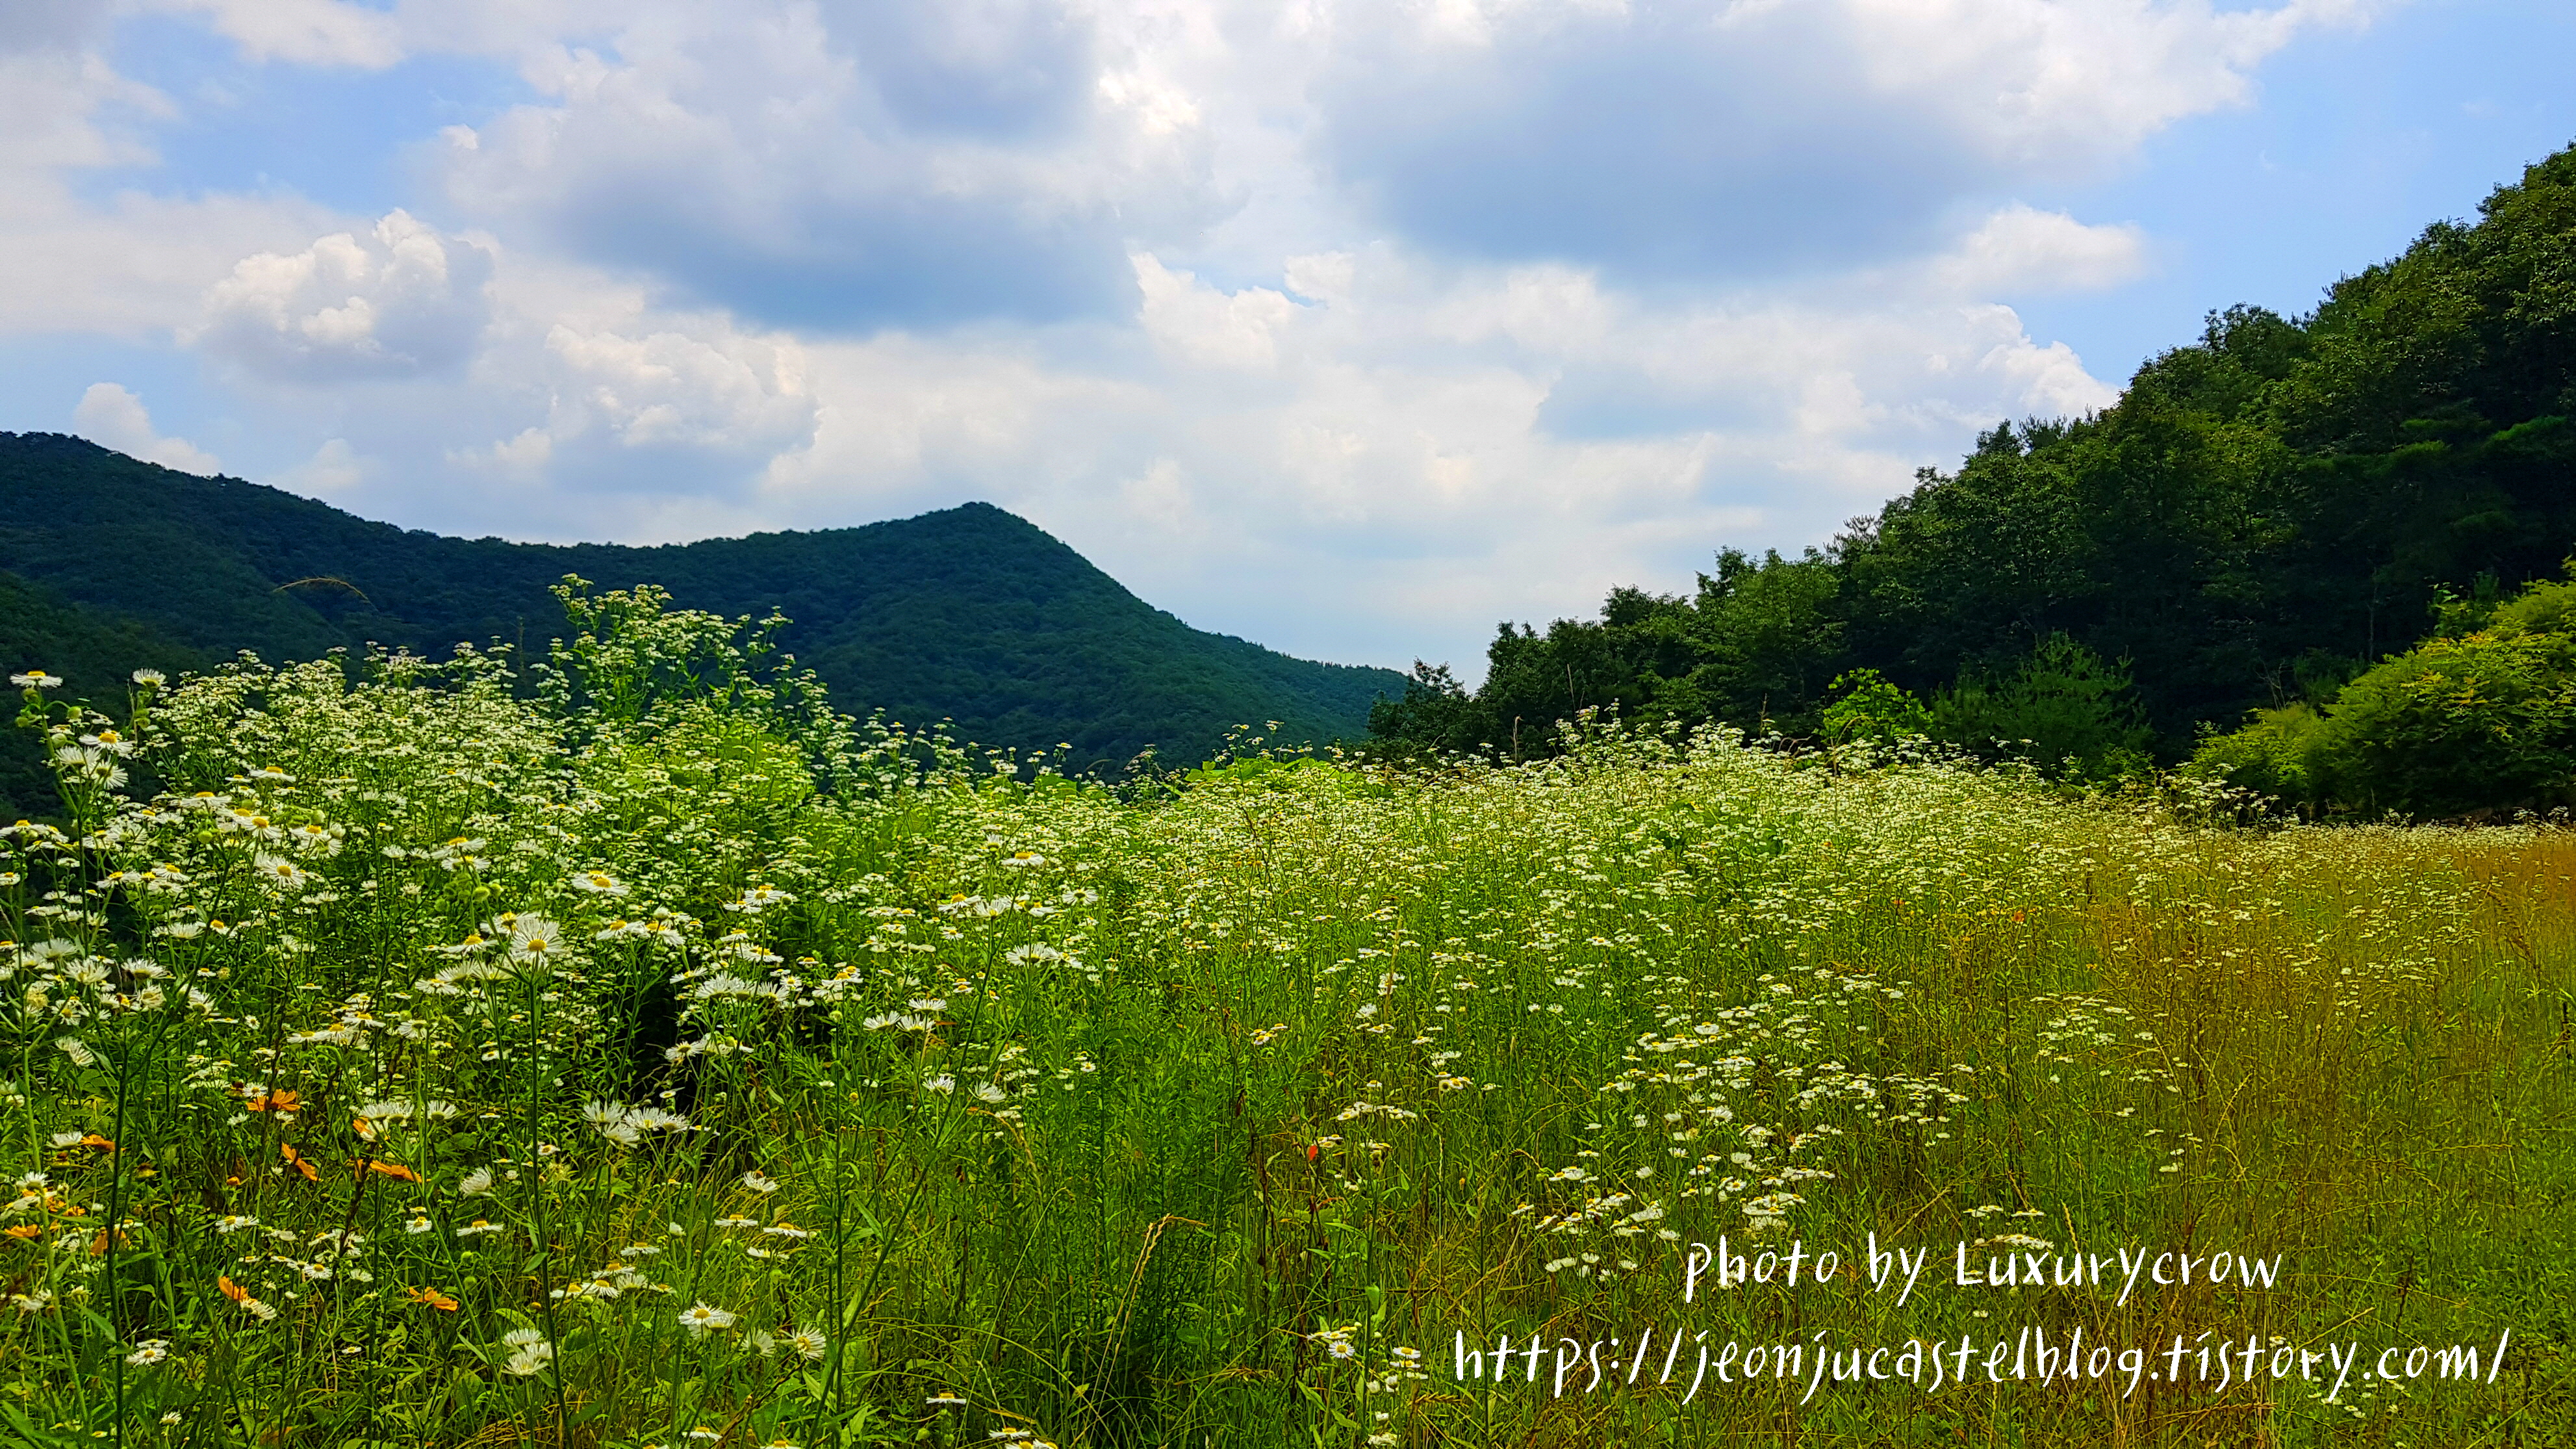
[0,437,1406,815]
[1379,144,2576,769]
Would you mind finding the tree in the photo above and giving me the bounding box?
[1927,634,2156,782]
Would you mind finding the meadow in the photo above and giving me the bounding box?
[3,583,2570,1448]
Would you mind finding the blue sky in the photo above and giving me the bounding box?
[2,0,2570,680]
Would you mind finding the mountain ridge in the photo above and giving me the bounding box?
[0,433,1405,812]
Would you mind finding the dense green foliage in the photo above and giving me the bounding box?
[1816,637,2160,784]
[0,434,1405,819]
[0,575,209,822]
[5,594,2567,1447]
[2192,573,2576,817]
[1377,146,2576,782]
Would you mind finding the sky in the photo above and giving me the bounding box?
[3,0,2571,681]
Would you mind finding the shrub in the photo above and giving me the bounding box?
[1817,668,1932,745]
[2310,625,2576,816]
[2187,702,2331,812]
[2192,572,2576,817]
[1929,634,2157,782]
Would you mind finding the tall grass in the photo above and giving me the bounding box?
[3,589,2569,1447]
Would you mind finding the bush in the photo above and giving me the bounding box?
[2310,626,2576,816]
[2187,702,2332,812]
[1817,668,1932,745]
[1929,634,2157,782]
[2192,572,2576,817]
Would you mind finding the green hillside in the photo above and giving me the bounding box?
[0,433,1405,814]
[1378,142,2576,784]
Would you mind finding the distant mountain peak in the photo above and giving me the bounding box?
[0,434,1405,807]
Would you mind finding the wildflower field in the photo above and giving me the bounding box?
[4,585,2571,1448]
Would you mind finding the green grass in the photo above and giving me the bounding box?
[3,591,2571,1448]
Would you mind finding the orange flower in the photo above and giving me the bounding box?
[280,1144,320,1183]
[80,1134,114,1151]
[351,1115,376,1140]
[404,1286,460,1311]
[217,1275,248,1304]
[246,1088,301,1114]
[3,1224,40,1240]
[363,1159,422,1184]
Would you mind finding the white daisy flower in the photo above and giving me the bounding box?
[678,1302,739,1336]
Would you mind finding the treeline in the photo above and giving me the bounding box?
[1375,146,2576,813]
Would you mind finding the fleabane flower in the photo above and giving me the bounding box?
[500,1327,554,1376]
[507,915,564,966]
[250,854,309,891]
[678,1301,739,1335]
[581,1099,688,1148]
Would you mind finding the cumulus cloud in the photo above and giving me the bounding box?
[692,240,2123,669]
[423,257,821,509]
[541,319,815,452]
[72,383,220,476]
[192,212,495,382]
[380,0,2375,320]
[1931,205,2151,296]
[1311,0,2375,277]
[0,24,355,342]
[1134,255,1298,370]
[433,1,1223,329]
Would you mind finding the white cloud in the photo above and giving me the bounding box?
[192,211,496,382]
[403,254,826,515]
[138,0,404,68]
[687,240,2125,671]
[1134,254,1298,369]
[1310,0,2382,277]
[541,318,815,451]
[0,40,352,340]
[279,437,367,494]
[1837,0,2380,161]
[1933,205,2152,296]
[0,188,342,339]
[431,2,1224,328]
[71,383,220,476]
